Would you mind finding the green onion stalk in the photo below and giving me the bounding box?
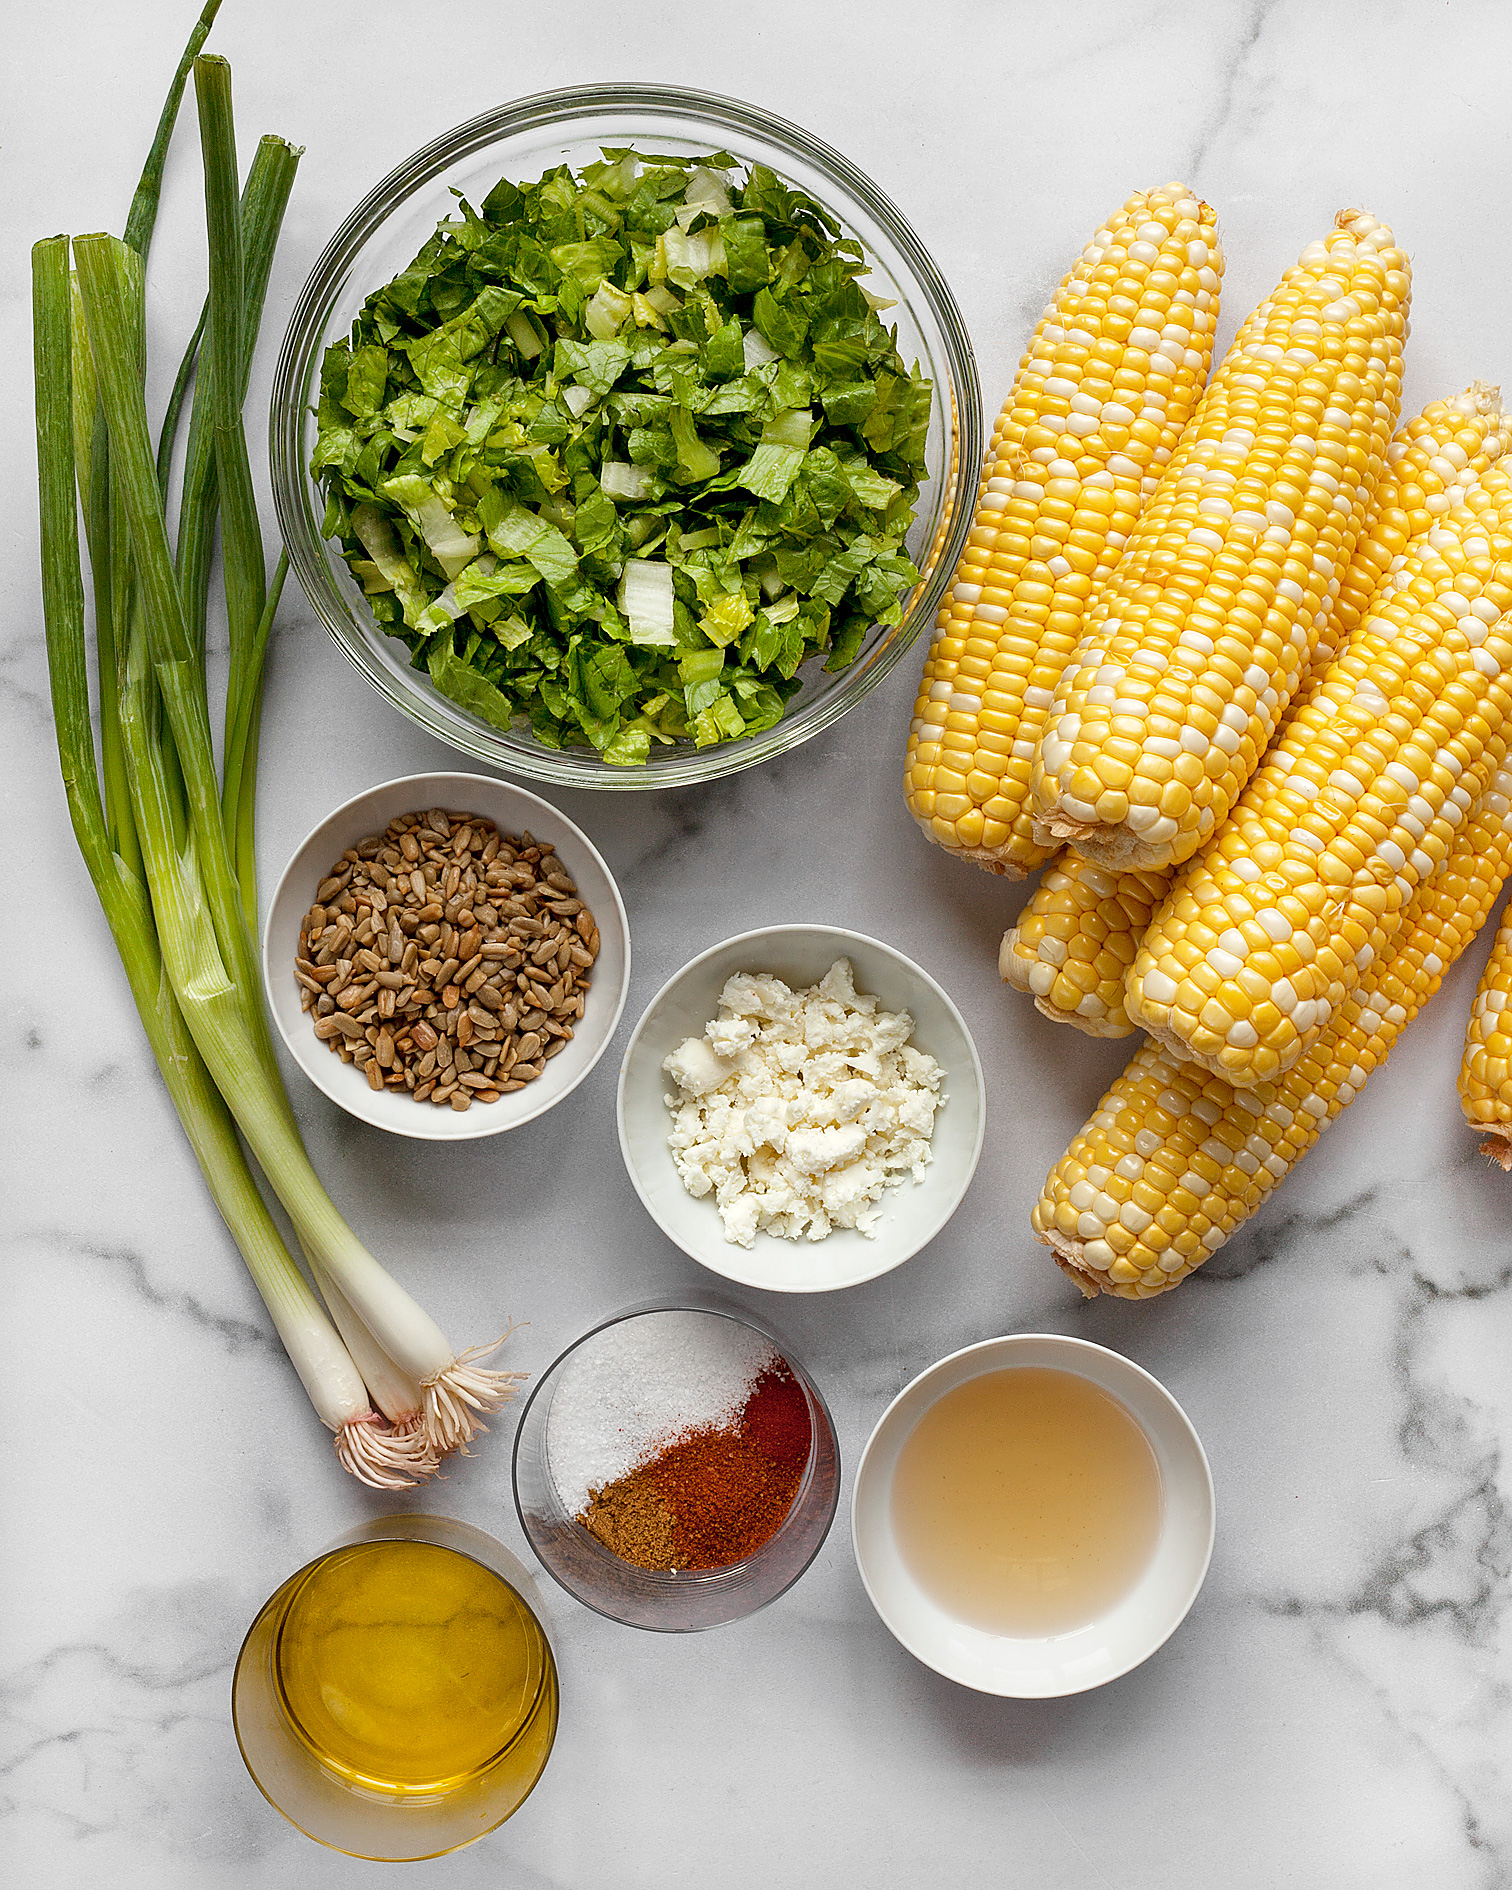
[32,17,522,1483]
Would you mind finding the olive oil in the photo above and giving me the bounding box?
[890,1367,1162,1636]
[273,1539,549,1794]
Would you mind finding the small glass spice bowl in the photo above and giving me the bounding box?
[513,1298,839,1631]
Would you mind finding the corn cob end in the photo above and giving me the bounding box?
[938,835,1031,879]
[1478,1132,1512,1171]
[1129,1009,1244,1081]
[999,918,1141,1038]
[1042,1225,1105,1299]
[1030,810,1166,872]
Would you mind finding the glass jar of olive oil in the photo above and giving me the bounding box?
[233,1515,558,1859]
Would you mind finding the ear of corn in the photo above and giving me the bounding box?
[1128,398,1512,1085]
[905,185,1222,875]
[1004,693,1348,1039]
[1032,210,1411,874]
[999,389,1461,1038]
[1000,853,1167,1035]
[1033,761,1512,1297]
[1459,904,1512,1167]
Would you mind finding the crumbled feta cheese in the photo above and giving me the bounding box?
[707,1014,759,1058]
[661,958,944,1247]
[743,1094,789,1151]
[662,1035,736,1098]
[787,1122,869,1175]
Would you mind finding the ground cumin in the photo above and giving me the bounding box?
[580,1477,676,1566]
[577,1362,812,1572]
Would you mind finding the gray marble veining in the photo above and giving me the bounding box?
[6,2,1512,1884]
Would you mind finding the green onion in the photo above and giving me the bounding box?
[35,234,414,1490]
[32,18,522,1484]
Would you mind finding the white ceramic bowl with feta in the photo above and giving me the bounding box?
[616,926,985,1292]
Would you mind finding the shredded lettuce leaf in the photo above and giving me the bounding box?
[313,149,929,763]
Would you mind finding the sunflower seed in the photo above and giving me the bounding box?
[298,809,600,1108]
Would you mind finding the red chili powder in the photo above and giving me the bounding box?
[740,1361,813,1470]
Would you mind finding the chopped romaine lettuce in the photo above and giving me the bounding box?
[619,559,677,646]
[313,148,929,763]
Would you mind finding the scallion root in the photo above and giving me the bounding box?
[422,1336,528,1454]
[335,1411,440,1490]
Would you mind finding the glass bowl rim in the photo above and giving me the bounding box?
[511,1295,841,1617]
[270,80,982,791]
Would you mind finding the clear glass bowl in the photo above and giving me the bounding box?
[513,1297,840,1629]
[270,84,981,791]
[232,1515,559,1860]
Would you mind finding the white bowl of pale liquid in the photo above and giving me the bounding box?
[851,1334,1215,1697]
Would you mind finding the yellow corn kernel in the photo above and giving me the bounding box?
[1129,396,1512,1085]
[995,392,1474,1034]
[1034,761,1512,1298]
[906,184,1222,875]
[1459,901,1512,1167]
[1000,852,1167,1035]
[1033,209,1411,874]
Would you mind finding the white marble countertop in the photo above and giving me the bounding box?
[6,2,1512,1883]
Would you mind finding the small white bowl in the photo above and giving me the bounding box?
[616,925,985,1292]
[264,772,630,1140]
[852,1335,1215,1696]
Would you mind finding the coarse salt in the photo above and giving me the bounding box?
[546,1311,777,1515]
